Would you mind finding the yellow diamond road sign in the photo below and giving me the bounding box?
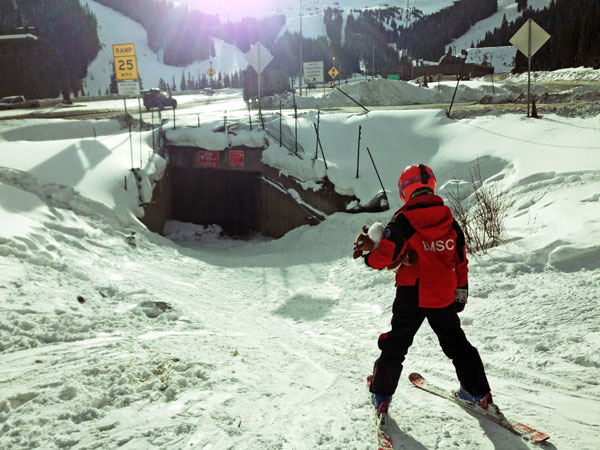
[112,43,139,81]
[206,67,216,78]
[328,66,339,79]
[509,19,550,58]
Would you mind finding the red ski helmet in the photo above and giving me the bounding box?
[398,164,437,203]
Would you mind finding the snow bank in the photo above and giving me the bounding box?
[264,78,513,110]
[0,117,166,243]
[165,126,266,150]
[261,109,600,271]
[505,66,600,84]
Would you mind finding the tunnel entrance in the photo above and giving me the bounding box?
[170,166,261,237]
[139,144,371,238]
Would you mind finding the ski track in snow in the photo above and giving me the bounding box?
[1,204,599,449]
[1,69,600,448]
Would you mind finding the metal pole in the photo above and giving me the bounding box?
[372,40,375,81]
[366,147,388,203]
[158,109,162,150]
[331,84,369,113]
[446,56,466,118]
[527,19,532,118]
[248,102,253,131]
[313,123,328,170]
[138,96,143,167]
[293,90,298,154]
[259,106,265,130]
[315,109,320,159]
[279,97,282,147]
[151,109,155,154]
[258,46,262,110]
[224,111,230,149]
[299,0,303,96]
[356,125,362,178]
[128,124,134,170]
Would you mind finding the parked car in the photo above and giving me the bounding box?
[141,88,177,111]
[0,95,41,110]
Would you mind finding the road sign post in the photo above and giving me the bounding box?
[244,43,274,118]
[303,61,324,89]
[117,80,140,97]
[206,62,216,96]
[112,43,139,81]
[328,66,339,81]
[509,19,550,117]
[112,43,141,169]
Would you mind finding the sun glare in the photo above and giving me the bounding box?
[185,0,282,20]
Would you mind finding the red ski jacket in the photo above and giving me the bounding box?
[365,194,468,308]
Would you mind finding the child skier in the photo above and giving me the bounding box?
[353,163,494,417]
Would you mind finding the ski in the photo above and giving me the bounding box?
[408,373,549,444]
[367,376,394,450]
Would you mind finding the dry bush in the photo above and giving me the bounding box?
[447,160,510,254]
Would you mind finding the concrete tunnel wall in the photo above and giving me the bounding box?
[140,144,357,238]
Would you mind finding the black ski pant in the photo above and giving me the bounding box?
[370,283,491,398]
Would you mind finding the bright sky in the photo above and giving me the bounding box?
[174,0,461,20]
[175,0,282,19]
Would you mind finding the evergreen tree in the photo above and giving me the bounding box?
[478,0,600,71]
[109,74,118,94]
[199,74,208,89]
[0,0,101,99]
[180,71,187,91]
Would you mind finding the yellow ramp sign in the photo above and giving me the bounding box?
[112,43,139,81]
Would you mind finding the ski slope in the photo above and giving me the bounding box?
[1,75,600,449]
[80,0,249,96]
[81,0,551,95]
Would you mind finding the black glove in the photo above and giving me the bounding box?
[455,288,468,313]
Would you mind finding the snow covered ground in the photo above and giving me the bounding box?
[1,70,600,450]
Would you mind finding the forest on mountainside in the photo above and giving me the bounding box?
[400,0,497,61]
[477,0,600,71]
[0,0,100,99]
[92,0,285,65]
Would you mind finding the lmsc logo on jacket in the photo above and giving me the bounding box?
[423,239,455,252]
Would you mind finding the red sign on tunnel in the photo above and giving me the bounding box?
[198,151,219,167]
[230,150,245,167]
